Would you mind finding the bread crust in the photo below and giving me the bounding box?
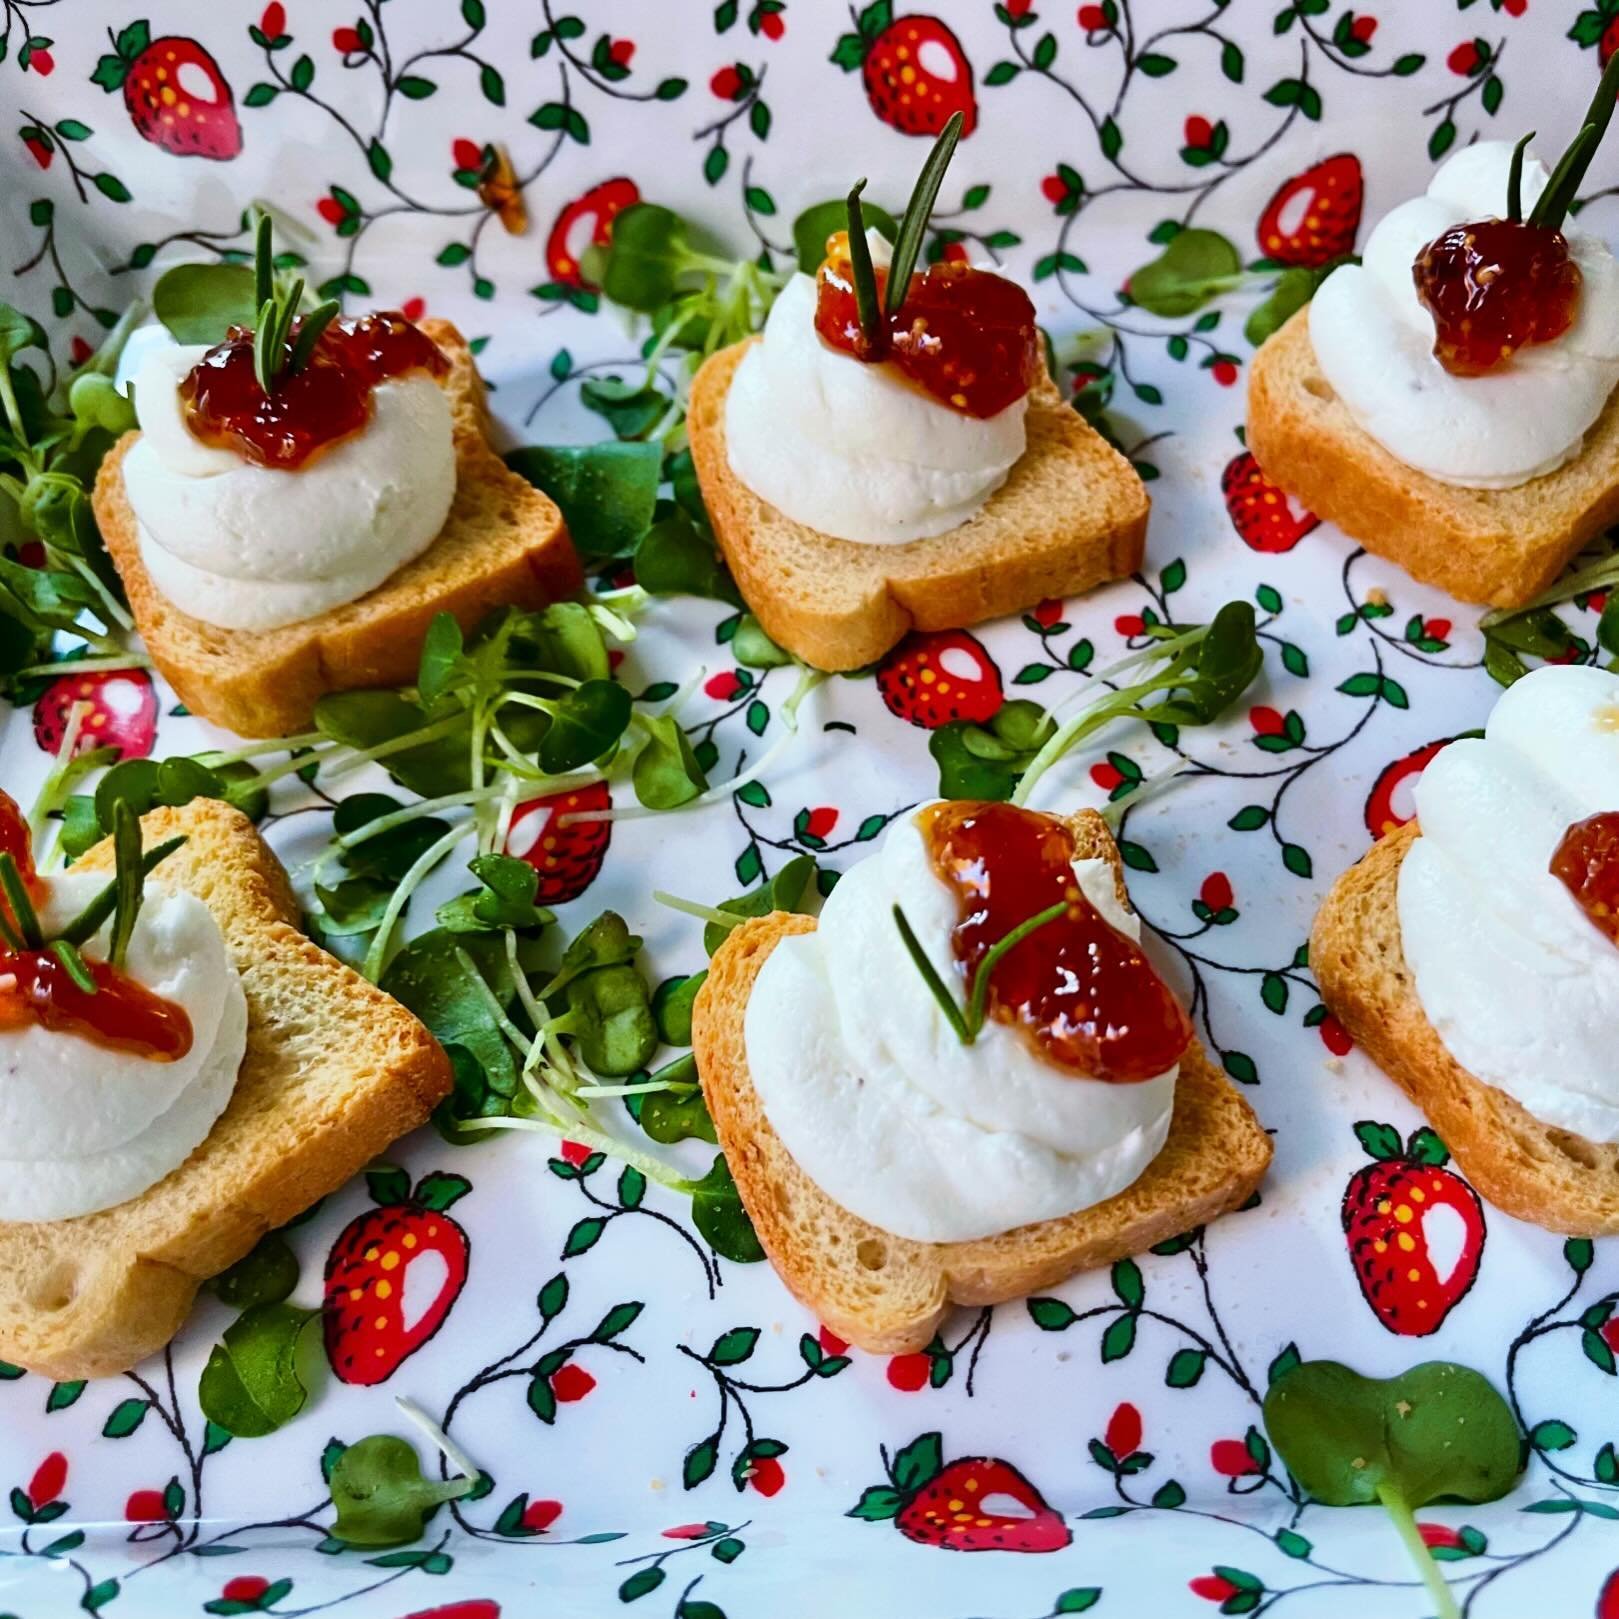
[1313,821,1619,1235]
[688,340,1149,671]
[1247,309,1619,610]
[0,800,452,1379]
[92,319,582,738]
[691,811,1272,1353]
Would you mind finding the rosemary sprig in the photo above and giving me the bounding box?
[1506,132,1534,225]
[56,834,186,949]
[290,298,340,371]
[893,897,1069,1046]
[108,799,144,971]
[253,211,274,313]
[844,179,885,354]
[1527,52,1619,232]
[49,939,97,995]
[885,109,965,316]
[0,854,42,951]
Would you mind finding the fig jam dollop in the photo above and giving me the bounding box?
[0,946,194,1060]
[918,801,1192,1082]
[1550,810,1619,945]
[180,310,449,470]
[814,236,1041,418]
[1413,218,1582,377]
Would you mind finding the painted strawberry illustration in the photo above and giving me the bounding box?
[92,20,242,160]
[877,630,1003,729]
[33,668,158,760]
[1222,451,1319,553]
[1364,739,1450,839]
[547,178,640,288]
[832,8,977,138]
[324,1169,470,1385]
[505,783,612,905]
[849,1433,1070,1552]
[398,1605,500,1619]
[1256,153,1363,268]
[1342,1122,1485,1337]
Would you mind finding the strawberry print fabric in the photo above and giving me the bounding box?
[2,3,1619,1615]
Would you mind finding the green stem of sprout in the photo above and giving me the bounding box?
[1376,1485,1461,1619]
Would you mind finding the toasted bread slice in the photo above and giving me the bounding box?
[1248,309,1619,610]
[93,319,582,739]
[690,811,1271,1353]
[0,800,451,1380]
[687,340,1149,671]
[1313,821,1619,1235]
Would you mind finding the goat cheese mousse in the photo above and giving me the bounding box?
[122,308,455,632]
[0,791,246,1223]
[743,801,1191,1243]
[1309,140,1619,488]
[724,229,1041,544]
[1398,664,1619,1144]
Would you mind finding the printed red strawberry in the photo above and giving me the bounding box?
[92,21,242,160]
[1363,738,1449,839]
[547,178,640,288]
[324,1169,470,1385]
[1222,451,1319,553]
[398,1606,501,1619]
[849,1433,1070,1552]
[1342,1122,1485,1336]
[1256,154,1363,268]
[33,668,158,760]
[505,783,612,904]
[877,630,1003,729]
[832,10,977,138]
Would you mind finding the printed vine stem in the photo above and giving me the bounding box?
[691,61,769,176]
[522,353,684,429]
[676,1335,808,1491]
[433,1277,646,1543]
[612,1518,751,1577]
[538,0,677,106]
[10,203,116,329]
[15,111,92,206]
[1421,37,1508,123]
[924,1305,993,1396]
[1339,550,1485,675]
[1458,1486,1592,1618]
[0,0,61,71]
[1503,1254,1619,1494]
[571,1173,722,1299]
[1291,7,1417,80]
[1105,2,1238,120]
[740,154,793,259]
[728,794,910,866]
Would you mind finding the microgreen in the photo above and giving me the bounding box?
[1126,229,1244,317]
[328,1434,476,1548]
[893,898,1067,1046]
[151,262,259,345]
[927,601,1261,808]
[1527,52,1619,233]
[197,1302,318,1438]
[634,509,742,605]
[506,442,663,560]
[0,298,140,696]
[1264,1359,1521,1619]
[207,1232,299,1310]
[1478,540,1619,686]
[688,1154,766,1263]
[885,110,965,317]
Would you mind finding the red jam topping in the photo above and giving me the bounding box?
[1413,219,1582,377]
[814,235,1041,418]
[180,310,449,470]
[1550,810,1619,945]
[919,801,1193,1082]
[0,946,194,1060]
[0,790,36,891]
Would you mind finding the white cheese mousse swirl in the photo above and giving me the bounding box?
[123,340,456,632]
[1309,141,1619,489]
[0,874,247,1221]
[1399,665,1619,1142]
[743,809,1177,1243]
[723,232,1028,545]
